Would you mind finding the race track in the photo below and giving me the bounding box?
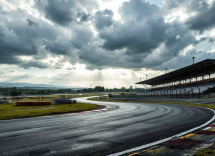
[0,97,214,156]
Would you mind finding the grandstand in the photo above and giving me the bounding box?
[134,59,215,99]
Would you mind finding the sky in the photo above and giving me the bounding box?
[0,0,215,88]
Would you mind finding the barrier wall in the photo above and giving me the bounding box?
[53,99,76,105]
[16,101,51,106]
[0,100,11,104]
[29,97,55,99]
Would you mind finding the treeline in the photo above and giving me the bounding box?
[0,86,145,96]
[78,86,105,92]
[0,87,76,96]
[104,86,145,92]
[77,86,145,92]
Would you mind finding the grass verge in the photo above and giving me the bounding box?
[0,94,99,120]
[194,143,215,156]
[0,103,98,120]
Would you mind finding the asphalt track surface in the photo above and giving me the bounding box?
[0,97,214,156]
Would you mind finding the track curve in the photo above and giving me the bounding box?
[0,97,214,156]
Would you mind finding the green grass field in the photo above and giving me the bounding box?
[0,103,98,120]
[0,94,99,120]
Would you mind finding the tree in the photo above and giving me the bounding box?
[37,90,41,94]
[11,87,19,96]
[121,87,126,91]
[94,86,105,92]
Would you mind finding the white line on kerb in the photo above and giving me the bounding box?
[108,106,215,156]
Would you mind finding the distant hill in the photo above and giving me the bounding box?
[0,82,84,89]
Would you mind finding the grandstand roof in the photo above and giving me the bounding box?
[136,59,215,86]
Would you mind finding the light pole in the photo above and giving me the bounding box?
[165,68,167,73]
[192,57,195,64]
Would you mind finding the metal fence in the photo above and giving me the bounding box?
[110,87,214,99]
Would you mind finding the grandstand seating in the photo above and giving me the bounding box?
[111,59,215,99]
[136,81,215,99]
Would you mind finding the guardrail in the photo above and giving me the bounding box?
[109,87,214,99]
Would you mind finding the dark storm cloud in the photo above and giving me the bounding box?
[44,0,74,26]
[78,45,112,66]
[45,39,71,55]
[94,9,114,30]
[163,0,215,33]
[27,19,38,26]
[0,55,21,64]
[71,26,94,49]
[96,0,165,55]
[193,37,215,45]
[0,0,97,69]
[1,0,214,71]
[78,0,215,70]
[186,0,215,33]
[0,24,37,54]
[208,38,215,43]
[159,21,196,60]
[0,8,62,68]
[85,0,197,69]
[34,0,97,26]
[100,17,167,54]
[77,12,90,22]
[20,60,49,69]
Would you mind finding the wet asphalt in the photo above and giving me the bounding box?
[0,97,214,156]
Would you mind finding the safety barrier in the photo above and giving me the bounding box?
[109,90,212,99]
[16,101,51,106]
[0,100,11,104]
[53,99,76,105]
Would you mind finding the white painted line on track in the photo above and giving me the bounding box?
[203,127,211,130]
[108,106,215,156]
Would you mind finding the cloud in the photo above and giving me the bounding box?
[83,0,197,69]
[0,5,65,69]
[163,0,215,33]
[20,60,50,69]
[119,0,161,22]
[71,26,94,50]
[159,46,215,71]
[77,12,90,22]
[34,0,98,26]
[94,9,114,30]
[0,0,214,72]
[99,17,167,54]
[7,69,16,73]
[45,39,71,55]
[186,0,215,33]
[27,19,38,26]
